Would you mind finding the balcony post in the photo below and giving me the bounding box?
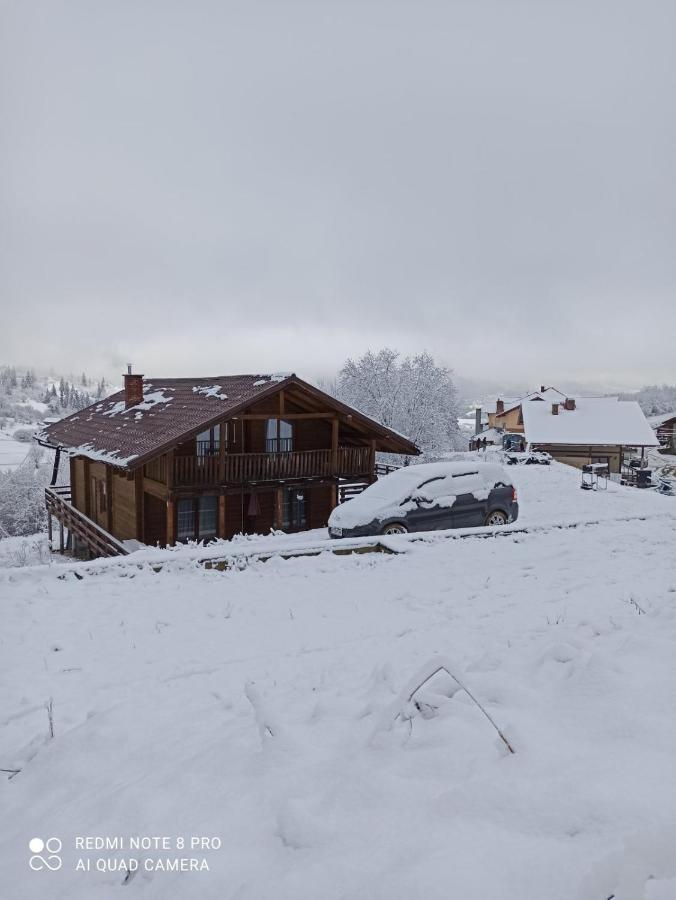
[331,417,339,474]
[219,421,226,481]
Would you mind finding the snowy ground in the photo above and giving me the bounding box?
[1,464,676,899]
[0,429,33,472]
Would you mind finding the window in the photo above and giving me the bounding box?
[282,488,307,530]
[177,496,218,542]
[196,424,220,458]
[177,498,195,541]
[266,419,293,453]
[199,496,217,539]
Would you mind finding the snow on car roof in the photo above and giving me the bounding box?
[366,461,511,499]
[522,397,658,446]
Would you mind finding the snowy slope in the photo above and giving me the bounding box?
[1,465,676,899]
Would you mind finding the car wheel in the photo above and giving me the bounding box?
[381,522,408,535]
[485,510,508,527]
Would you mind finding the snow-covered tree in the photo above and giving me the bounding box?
[619,384,676,416]
[334,348,463,455]
[0,446,51,537]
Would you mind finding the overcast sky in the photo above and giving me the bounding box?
[1,0,674,391]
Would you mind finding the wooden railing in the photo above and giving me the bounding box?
[45,486,129,558]
[173,446,375,487]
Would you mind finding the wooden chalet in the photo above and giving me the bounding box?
[37,371,419,557]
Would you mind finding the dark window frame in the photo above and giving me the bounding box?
[176,495,219,542]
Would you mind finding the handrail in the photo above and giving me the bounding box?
[174,446,375,486]
[45,487,129,558]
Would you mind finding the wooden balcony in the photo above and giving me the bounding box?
[173,446,375,487]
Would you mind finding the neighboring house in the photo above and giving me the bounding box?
[37,371,419,557]
[474,387,565,448]
[521,396,658,473]
[488,387,567,434]
[648,412,676,455]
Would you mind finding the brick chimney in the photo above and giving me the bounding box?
[564,397,576,411]
[124,364,144,408]
[551,403,559,415]
[496,398,504,414]
[540,385,546,393]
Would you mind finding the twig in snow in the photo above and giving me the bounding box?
[1,767,21,779]
[628,596,646,615]
[245,681,280,745]
[374,656,515,755]
[45,697,54,739]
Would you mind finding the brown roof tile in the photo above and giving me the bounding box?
[38,373,419,466]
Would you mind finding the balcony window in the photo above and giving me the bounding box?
[197,424,220,458]
[266,419,293,453]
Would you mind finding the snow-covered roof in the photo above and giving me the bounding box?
[522,398,658,447]
[648,411,676,428]
[494,387,566,416]
[38,373,420,467]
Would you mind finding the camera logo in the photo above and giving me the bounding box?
[29,837,62,871]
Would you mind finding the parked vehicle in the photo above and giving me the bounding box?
[504,450,552,466]
[328,461,518,538]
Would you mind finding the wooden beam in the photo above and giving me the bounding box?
[70,458,77,508]
[105,465,113,534]
[135,469,144,542]
[166,498,175,546]
[143,477,168,499]
[239,412,342,421]
[279,389,285,416]
[83,458,91,517]
[218,494,226,539]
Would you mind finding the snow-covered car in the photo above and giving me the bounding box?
[328,462,518,538]
[504,450,552,466]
